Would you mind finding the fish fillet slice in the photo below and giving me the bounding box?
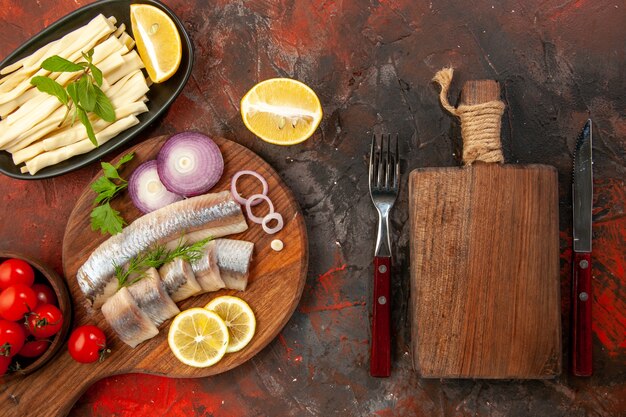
[127,267,180,326]
[77,191,248,307]
[159,258,202,302]
[191,241,225,292]
[101,287,159,348]
[214,239,255,291]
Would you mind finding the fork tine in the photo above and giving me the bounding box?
[394,133,399,189]
[381,134,391,189]
[377,136,384,189]
[369,134,375,188]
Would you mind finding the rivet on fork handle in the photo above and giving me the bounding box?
[371,256,391,377]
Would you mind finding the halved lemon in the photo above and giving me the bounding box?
[130,4,182,83]
[240,78,323,145]
[168,308,229,367]
[205,296,256,353]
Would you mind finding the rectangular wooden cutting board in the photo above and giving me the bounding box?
[409,163,561,378]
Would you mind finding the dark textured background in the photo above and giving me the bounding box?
[0,0,624,415]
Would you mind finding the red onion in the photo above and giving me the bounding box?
[231,170,269,206]
[129,160,183,213]
[262,212,284,234]
[157,132,224,197]
[245,194,274,224]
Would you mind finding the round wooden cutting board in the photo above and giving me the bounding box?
[0,136,308,417]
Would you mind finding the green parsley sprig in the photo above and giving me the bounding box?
[115,237,213,288]
[90,152,135,236]
[30,49,115,147]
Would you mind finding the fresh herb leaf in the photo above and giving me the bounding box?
[33,49,115,147]
[78,75,96,112]
[101,162,123,181]
[115,152,135,169]
[90,202,125,235]
[30,76,68,105]
[82,49,94,63]
[90,176,118,205]
[66,82,80,109]
[41,56,84,73]
[77,107,97,146]
[114,237,214,288]
[92,85,115,122]
[90,152,134,235]
[89,63,103,86]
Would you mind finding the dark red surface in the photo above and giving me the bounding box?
[572,252,593,377]
[0,0,625,416]
[371,256,391,377]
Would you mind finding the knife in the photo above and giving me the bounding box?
[572,118,593,377]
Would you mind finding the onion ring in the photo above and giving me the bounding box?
[231,170,269,206]
[262,212,284,234]
[245,194,274,224]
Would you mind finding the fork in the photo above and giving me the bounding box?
[368,133,399,377]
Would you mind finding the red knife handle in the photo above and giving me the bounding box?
[572,252,592,376]
[370,256,391,377]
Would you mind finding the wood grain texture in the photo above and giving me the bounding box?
[0,136,308,417]
[409,163,561,378]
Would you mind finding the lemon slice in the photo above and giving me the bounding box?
[240,78,323,145]
[205,296,256,353]
[130,4,182,83]
[168,308,229,367]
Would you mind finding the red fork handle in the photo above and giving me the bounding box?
[370,256,391,377]
[572,252,592,376]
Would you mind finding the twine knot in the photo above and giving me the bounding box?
[433,68,505,165]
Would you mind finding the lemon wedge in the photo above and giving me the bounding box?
[130,4,182,83]
[240,78,323,145]
[205,296,256,353]
[168,308,229,367]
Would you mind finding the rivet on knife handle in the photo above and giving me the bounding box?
[572,252,592,376]
[371,256,391,377]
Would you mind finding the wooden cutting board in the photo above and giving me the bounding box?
[0,135,308,417]
[409,80,561,379]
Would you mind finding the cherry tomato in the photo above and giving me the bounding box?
[0,355,10,376]
[68,325,108,364]
[0,285,37,321]
[0,259,35,290]
[0,319,26,358]
[18,339,51,358]
[31,284,57,307]
[26,304,63,339]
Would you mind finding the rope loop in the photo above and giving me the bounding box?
[433,68,505,165]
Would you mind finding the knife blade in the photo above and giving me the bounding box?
[572,118,593,377]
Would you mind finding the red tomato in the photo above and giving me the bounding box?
[0,285,37,321]
[68,325,108,364]
[26,304,63,339]
[0,259,35,290]
[0,319,26,358]
[18,339,51,358]
[31,284,57,307]
[0,355,10,376]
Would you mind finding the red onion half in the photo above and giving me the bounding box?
[129,160,183,213]
[157,132,224,197]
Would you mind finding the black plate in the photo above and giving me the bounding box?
[0,0,193,180]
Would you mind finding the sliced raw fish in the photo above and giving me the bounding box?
[127,267,180,326]
[191,241,225,292]
[159,258,202,302]
[101,287,159,348]
[77,191,248,307]
[214,239,254,291]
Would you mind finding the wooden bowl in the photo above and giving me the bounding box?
[0,252,72,382]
